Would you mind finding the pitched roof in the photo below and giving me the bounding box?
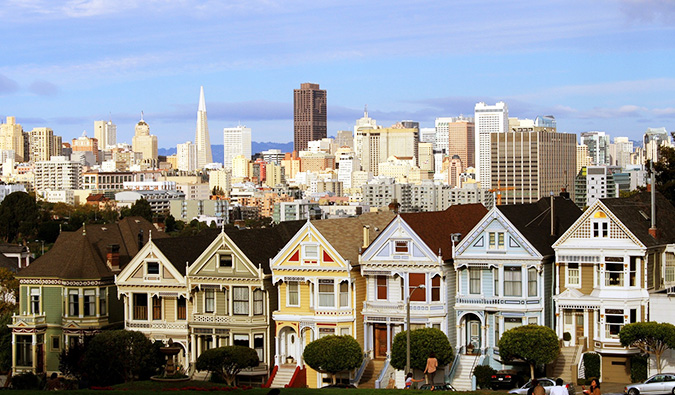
[0,244,28,254]
[498,197,582,256]
[601,192,675,247]
[152,232,220,276]
[400,203,488,260]
[0,253,18,273]
[312,212,396,265]
[17,217,167,280]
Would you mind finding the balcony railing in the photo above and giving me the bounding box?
[362,300,445,313]
[126,320,188,330]
[456,296,541,306]
[11,314,46,327]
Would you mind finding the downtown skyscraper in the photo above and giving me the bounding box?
[195,86,213,168]
[293,83,326,152]
[475,101,508,189]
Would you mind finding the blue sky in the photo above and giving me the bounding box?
[1,0,674,149]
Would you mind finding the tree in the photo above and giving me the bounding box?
[0,314,12,372]
[128,198,153,222]
[195,345,259,386]
[303,335,363,384]
[0,191,39,243]
[619,322,675,374]
[391,327,453,372]
[81,330,159,386]
[0,267,19,316]
[498,325,559,379]
[650,145,675,205]
[164,214,177,233]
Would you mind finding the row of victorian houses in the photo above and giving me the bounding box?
[9,191,675,388]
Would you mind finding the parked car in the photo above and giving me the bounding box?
[492,369,526,389]
[624,373,675,395]
[420,383,456,391]
[509,378,576,395]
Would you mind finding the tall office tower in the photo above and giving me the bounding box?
[491,129,577,204]
[446,155,463,187]
[576,144,592,174]
[354,107,379,160]
[0,116,25,161]
[580,131,610,166]
[71,131,99,163]
[534,115,556,129]
[294,83,326,152]
[337,151,360,190]
[262,149,284,165]
[94,119,117,150]
[609,137,634,169]
[223,125,252,169]
[475,101,508,188]
[356,127,418,175]
[29,127,62,162]
[449,116,475,168]
[132,114,158,163]
[195,86,213,168]
[644,127,672,162]
[177,141,198,172]
[335,130,353,149]
[418,142,434,172]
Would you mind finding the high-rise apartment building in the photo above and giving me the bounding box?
[609,137,633,169]
[71,131,99,163]
[491,129,576,204]
[294,83,326,152]
[34,156,82,193]
[475,102,508,188]
[195,86,213,168]
[223,125,252,169]
[337,152,360,190]
[580,131,610,166]
[0,116,25,162]
[356,127,418,176]
[436,116,475,168]
[177,141,197,172]
[132,114,158,163]
[574,166,618,208]
[576,144,592,174]
[29,127,62,162]
[94,120,116,150]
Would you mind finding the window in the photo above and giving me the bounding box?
[408,273,426,302]
[287,281,299,306]
[219,254,233,268]
[233,287,249,315]
[605,309,625,338]
[100,287,107,316]
[253,289,264,315]
[29,287,40,314]
[177,297,186,320]
[395,240,409,253]
[666,253,675,283]
[204,289,215,313]
[133,293,148,320]
[504,267,522,297]
[339,281,349,307]
[340,327,351,336]
[605,260,624,286]
[567,263,580,287]
[431,275,441,301]
[15,335,32,367]
[493,268,499,296]
[376,276,387,300]
[630,308,637,323]
[630,257,637,287]
[83,289,96,316]
[528,317,538,325]
[469,268,481,294]
[302,244,319,261]
[528,268,537,297]
[593,221,609,237]
[489,232,505,250]
[254,334,264,362]
[51,336,61,352]
[68,289,80,316]
[233,334,249,347]
[147,262,160,275]
[504,317,522,331]
[318,280,335,307]
[152,296,162,320]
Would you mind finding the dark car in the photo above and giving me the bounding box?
[420,383,456,391]
[491,369,526,389]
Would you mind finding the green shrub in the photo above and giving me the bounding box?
[473,365,496,389]
[630,354,648,383]
[11,372,41,390]
[563,332,572,341]
[583,353,600,380]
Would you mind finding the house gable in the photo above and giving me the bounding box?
[188,231,261,280]
[361,216,439,265]
[116,241,184,285]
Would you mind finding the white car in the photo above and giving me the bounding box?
[509,378,575,395]
[625,373,675,395]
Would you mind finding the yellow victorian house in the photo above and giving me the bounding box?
[270,212,395,388]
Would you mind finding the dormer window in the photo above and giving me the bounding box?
[302,243,319,264]
[219,254,233,268]
[488,232,505,250]
[395,241,409,253]
[147,262,160,275]
[592,212,609,237]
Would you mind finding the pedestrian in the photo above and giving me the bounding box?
[405,372,423,389]
[528,379,546,395]
[589,378,601,395]
[423,352,438,390]
[551,378,568,395]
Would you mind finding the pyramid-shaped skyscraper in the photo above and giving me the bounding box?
[195,86,213,168]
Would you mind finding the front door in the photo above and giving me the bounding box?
[467,319,481,353]
[374,324,388,359]
[575,312,584,343]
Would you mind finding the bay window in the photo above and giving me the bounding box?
[318,280,335,307]
[504,267,522,297]
[233,287,249,315]
[469,268,481,294]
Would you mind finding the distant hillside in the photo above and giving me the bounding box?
[158,142,293,160]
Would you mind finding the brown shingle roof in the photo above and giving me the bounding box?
[17,217,167,280]
[226,221,306,273]
[400,204,488,261]
[153,232,220,276]
[312,212,396,265]
[601,192,675,247]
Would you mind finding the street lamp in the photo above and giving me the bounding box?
[406,284,426,375]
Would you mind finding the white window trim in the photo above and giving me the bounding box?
[393,240,410,254]
[592,220,609,238]
[487,231,506,251]
[204,288,216,314]
[217,253,234,270]
[468,267,481,295]
[144,260,161,281]
[301,243,319,265]
[286,281,300,307]
[566,262,581,288]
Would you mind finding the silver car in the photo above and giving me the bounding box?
[625,373,675,395]
[509,378,575,395]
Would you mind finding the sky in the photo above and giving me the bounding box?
[1,0,675,149]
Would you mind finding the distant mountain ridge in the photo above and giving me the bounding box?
[158,142,294,160]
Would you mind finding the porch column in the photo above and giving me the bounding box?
[11,331,16,375]
[386,323,391,355]
[190,334,196,363]
[31,333,36,372]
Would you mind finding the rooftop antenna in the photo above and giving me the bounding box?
[140,111,144,121]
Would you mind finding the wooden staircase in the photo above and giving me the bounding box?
[358,358,386,388]
[451,354,480,391]
[270,364,297,388]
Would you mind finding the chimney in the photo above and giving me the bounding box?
[559,187,570,199]
[106,244,120,271]
[388,199,400,214]
[362,225,370,249]
[138,229,144,250]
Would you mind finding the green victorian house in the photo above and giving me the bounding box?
[9,217,165,375]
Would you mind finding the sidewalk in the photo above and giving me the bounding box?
[598,381,626,395]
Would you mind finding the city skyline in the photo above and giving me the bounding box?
[1,0,674,148]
